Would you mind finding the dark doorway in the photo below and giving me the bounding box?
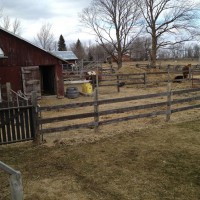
[40,66,56,95]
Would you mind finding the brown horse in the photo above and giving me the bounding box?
[182,64,191,79]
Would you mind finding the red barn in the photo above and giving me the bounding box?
[0,28,66,99]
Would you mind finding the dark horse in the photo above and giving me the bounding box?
[182,64,191,79]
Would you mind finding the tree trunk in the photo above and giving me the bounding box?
[117,59,123,69]
[117,50,123,69]
[151,31,157,68]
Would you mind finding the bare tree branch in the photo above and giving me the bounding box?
[2,15,10,30]
[12,18,21,35]
[34,23,55,51]
[0,9,22,35]
[80,0,142,69]
[138,0,200,67]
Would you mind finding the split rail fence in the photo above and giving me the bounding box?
[63,68,200,92]
[38,86,200,135]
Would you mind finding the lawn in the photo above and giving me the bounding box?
[0,118,200,200]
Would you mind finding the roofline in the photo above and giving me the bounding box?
[0,27,68,63]
[51,50,78,60]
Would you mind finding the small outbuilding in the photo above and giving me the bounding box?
[0,28,66,99]
[51,50,78,71]
[51,51,78,64]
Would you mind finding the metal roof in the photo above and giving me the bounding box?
[51,51,78,61]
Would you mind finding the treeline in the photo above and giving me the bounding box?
[58,35,200,62]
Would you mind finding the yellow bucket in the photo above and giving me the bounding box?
[82,83,93,94]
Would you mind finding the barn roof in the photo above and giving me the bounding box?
[51,51,78,61]
[0,27,67,62]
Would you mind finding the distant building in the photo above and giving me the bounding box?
[51,50,78,71]
[51,51,78,64]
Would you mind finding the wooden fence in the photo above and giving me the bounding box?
[63,68,200,93]
[38,86,200,134]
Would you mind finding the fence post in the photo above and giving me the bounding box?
[0,161,24,200]
[31,91,40,144]
[10,172,24,200]
[167,65,170,83]
[189,67,192,81]
[93,88,99,132]
[6,82,12,104]
[117,75,120,92]
[144,72,147,88]
[166,83,172,122]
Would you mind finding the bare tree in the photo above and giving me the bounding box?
[138,0,200,67]
[12,18,21,35]
[2,15,10,30]
[0,8,22,35]
[35,23,55,51]
[80,0,142,69]
[87,43,109,62]
[130,37,151,61]
[193,44,200,59]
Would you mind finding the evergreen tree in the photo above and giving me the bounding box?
[58,34,67,51]
[74,39,85,60]
[88,48,93,61]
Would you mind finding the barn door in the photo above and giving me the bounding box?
[21,66,41,98]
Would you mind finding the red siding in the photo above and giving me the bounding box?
[0,29,64,97]
[0,66,21,92]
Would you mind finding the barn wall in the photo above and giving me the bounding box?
[0,31,59,66]
[0,66,22,92]
[0,29,64,97]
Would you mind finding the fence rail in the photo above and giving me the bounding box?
[63,67,200,92]
[0,161,23,200]
[39,86,200,134]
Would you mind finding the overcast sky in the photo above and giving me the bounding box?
[0,0,94,44]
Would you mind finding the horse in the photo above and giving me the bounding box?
[182,64,191,79]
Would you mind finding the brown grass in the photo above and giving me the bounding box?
[1,60,200,199]
[0,119,200,200]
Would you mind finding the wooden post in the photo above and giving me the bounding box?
[31,91,40,144]
[167,65,170,83]
[10,172,24,200]
[166,83,172,122]
[6,82,12,102]
[117,75,120,92]
[189,67,192,81]
[93,88,99,132]
[0,161,24,200]
[144,73,147,88]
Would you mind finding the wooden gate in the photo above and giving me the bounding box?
[0,105,35,145]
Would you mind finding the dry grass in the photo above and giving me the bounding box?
[1,60,200,199]
[0,119,200,200]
